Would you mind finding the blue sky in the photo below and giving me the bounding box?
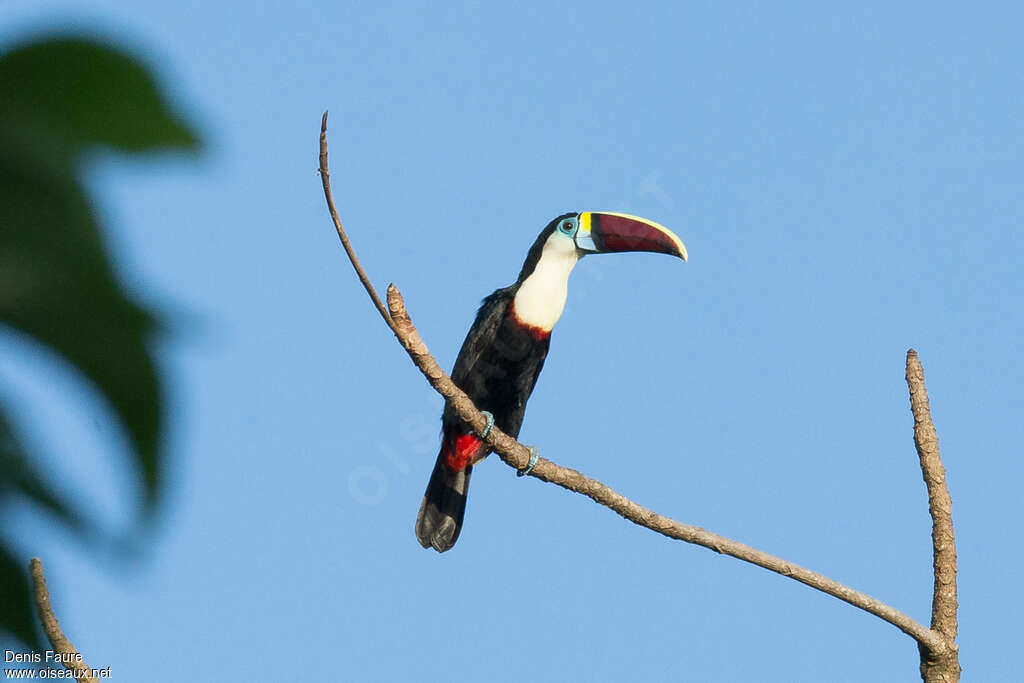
[1,1,1021,680]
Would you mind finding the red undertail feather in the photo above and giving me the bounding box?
[444,432,482,472]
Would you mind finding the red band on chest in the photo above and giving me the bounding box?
[508,301,552,341]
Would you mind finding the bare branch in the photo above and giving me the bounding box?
[29,558,96,683]
[906,350,960,681]
[319,112,395,332]
[318,113,957,666]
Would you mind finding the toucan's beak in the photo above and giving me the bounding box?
[575,212,688,261]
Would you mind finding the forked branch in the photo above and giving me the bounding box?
[318,112,959,680]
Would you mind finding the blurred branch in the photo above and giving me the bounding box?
[29,558,96,683]
[319,112,960,679]
[906,350,960,681]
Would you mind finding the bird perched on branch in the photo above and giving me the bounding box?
[416,211,687,552]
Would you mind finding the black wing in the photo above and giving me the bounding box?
[450,286,516,387]
[444,284,550,439]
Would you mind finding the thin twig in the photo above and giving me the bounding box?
[319,112,395,331]
[906,350,960,681]
[29,558,96,683]
[319,113,952,660]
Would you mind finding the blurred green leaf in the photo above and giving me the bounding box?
[0,36,199,155]
[0,151,162,510]
[0,33,201,651]
[0,409,85,532]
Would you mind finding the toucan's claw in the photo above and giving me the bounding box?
[517,446,540,477]
[477,411,495,440]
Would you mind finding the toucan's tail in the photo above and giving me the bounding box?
[415,453,471,552]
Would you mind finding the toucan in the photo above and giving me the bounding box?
[416,211,687,552]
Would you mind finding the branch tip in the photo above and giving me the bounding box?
[386,285,406,320]
[29,558,96,682]
[905,350,960,681]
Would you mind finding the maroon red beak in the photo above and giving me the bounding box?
[578,211,688,260]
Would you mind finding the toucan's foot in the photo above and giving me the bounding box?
[517,446,539,477]
[478,411,495,439]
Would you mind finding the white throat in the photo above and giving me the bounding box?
[513,233,579,331]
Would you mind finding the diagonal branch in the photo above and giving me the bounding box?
[318,112,957,671]
[29,558,96,683]
[385,284,942,649]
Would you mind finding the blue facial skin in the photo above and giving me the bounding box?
[557,215,578,237]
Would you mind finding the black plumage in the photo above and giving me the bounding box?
[415,216,569,552]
